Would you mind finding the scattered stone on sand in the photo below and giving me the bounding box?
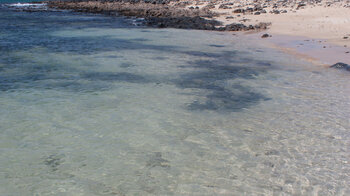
[330,62,350,71]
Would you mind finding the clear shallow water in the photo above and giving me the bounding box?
[0,4,350,195]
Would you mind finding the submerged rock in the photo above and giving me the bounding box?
[330,62,350,71]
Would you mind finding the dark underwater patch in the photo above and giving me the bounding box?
[44,154,65,171]
[208,44,225,48]
[174,50,271,112]
[81,72,149,83]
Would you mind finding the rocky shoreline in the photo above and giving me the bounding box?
[8,0,349,66]
[45,0,270,31]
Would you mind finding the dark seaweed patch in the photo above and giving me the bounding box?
[120,62,137,68]
[44,154,65,171]
[146,152,170,168]
[81,72,149,83]
[174,50,270,112]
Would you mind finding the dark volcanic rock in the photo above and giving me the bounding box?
[271,9,280,14]
[246,7,254,12]
[261,33,270,38]
[220,23,249,31]
[218,22,270,31]
[233,8,245,13]
[297,3,307,9]
[146,16,221,30]
[330,62,350,71]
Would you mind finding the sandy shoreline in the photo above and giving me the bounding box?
[173,0,350,65]
[33,0,350,65]
[241,32,350,65]
[204,0,350,65]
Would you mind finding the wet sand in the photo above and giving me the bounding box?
[242,33,350,65]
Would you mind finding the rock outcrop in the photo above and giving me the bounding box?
[46,1,271,31]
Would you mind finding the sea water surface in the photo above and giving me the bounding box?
[0,2,349,195]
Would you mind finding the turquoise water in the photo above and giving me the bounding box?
[1,3,350,195]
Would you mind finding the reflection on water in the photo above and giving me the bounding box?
[0,4,350,195]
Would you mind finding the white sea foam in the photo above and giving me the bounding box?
[8,3,45,6]
[7,3,47,9]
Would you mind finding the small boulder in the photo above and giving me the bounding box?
[330,62,350,71]
[261,33,270,38]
